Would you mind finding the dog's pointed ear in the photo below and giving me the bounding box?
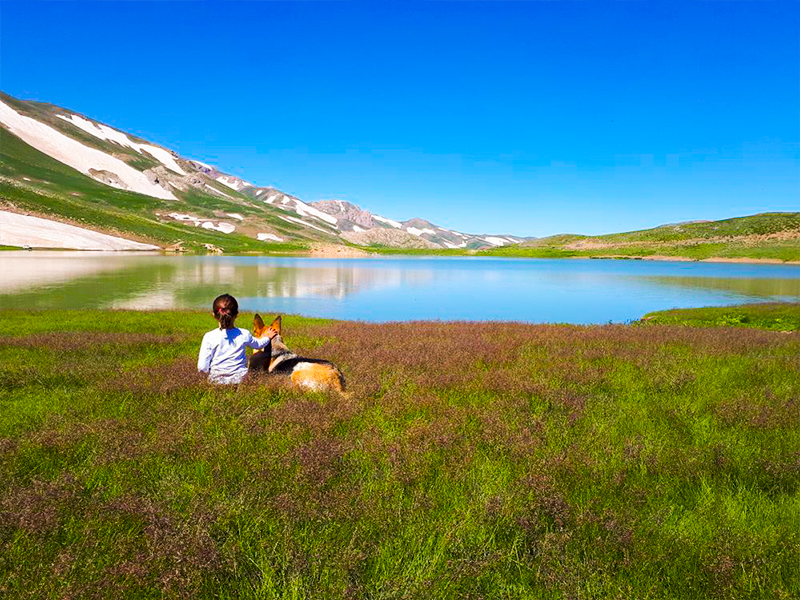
[270,315,282,335]
[253,314,265,329]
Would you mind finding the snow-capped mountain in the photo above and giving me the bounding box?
[239,187,340,236]
[308,201,526,249]
[0,91,526,251]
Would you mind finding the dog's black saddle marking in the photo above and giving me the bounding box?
[248,352,335,375]
[270,357,336,375]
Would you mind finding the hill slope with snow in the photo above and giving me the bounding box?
[0,91,526,251]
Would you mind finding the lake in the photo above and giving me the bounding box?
[1,252,798,324]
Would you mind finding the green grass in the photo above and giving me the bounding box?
[354,244,472,256]
[2,309,799,598]
[641,302,800,332]
[479,246,580,259]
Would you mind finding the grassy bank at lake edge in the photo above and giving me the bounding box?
[477,240,800,263]
[641,302,800,331]
[1,307,799,599]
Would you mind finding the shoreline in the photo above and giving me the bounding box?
[575,254,800,265]
[3,245,799,265]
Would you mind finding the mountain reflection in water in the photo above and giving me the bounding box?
[0,254,434,311]
[0,253,798,323]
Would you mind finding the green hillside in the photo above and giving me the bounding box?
[0,94,343,252]
[481,213,800,262]
[586,213,799,243]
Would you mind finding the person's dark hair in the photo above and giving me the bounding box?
[212,294,238,329]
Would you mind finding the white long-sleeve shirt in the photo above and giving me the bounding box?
[197,327,271,384]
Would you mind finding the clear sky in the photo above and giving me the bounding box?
[1,1,798,236]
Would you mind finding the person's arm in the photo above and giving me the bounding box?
[245,328,277,350]
[197,334,215,373]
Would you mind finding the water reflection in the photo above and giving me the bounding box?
[0,251,162,293]
[635,275,800,300]
[0,252,797,323]
[0,254,435,311]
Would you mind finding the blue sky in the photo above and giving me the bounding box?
[1,1,798,236]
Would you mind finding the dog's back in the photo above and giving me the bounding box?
[250,315,346,393]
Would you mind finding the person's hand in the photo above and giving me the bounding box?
[266,326,279,340]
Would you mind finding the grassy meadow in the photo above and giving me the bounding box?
[1,305,799,599]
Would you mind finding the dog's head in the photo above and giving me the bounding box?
[253,314,290,360]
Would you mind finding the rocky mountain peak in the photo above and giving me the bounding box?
[311,200,377,229]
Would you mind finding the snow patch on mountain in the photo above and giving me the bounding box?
[482,237,509,246]
[373,215,402,228]
[258,192,340,228]
[480,235,516,246]
[202,221,236,234]
[0,210,160,250]
[1,100,177,200]
[217,175,253,191]
[258,233,284,242]
[167,213,235,233]
[406,227,436,237]
[204,184,235,199]
[280,197,338,226]
[278,215,331,233]
[56,113,186,175]
[188,159,213,171]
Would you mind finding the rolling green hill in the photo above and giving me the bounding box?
[481,213,800,262]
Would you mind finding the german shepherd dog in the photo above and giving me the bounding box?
[250,315,346,393]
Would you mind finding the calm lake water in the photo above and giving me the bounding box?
[1,252,798,324]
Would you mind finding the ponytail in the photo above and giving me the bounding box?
[217,307,235,329]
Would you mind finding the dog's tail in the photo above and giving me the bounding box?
[333,367,347,395]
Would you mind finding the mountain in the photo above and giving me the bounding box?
[0,91,525,252]
[307,200,527,250]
